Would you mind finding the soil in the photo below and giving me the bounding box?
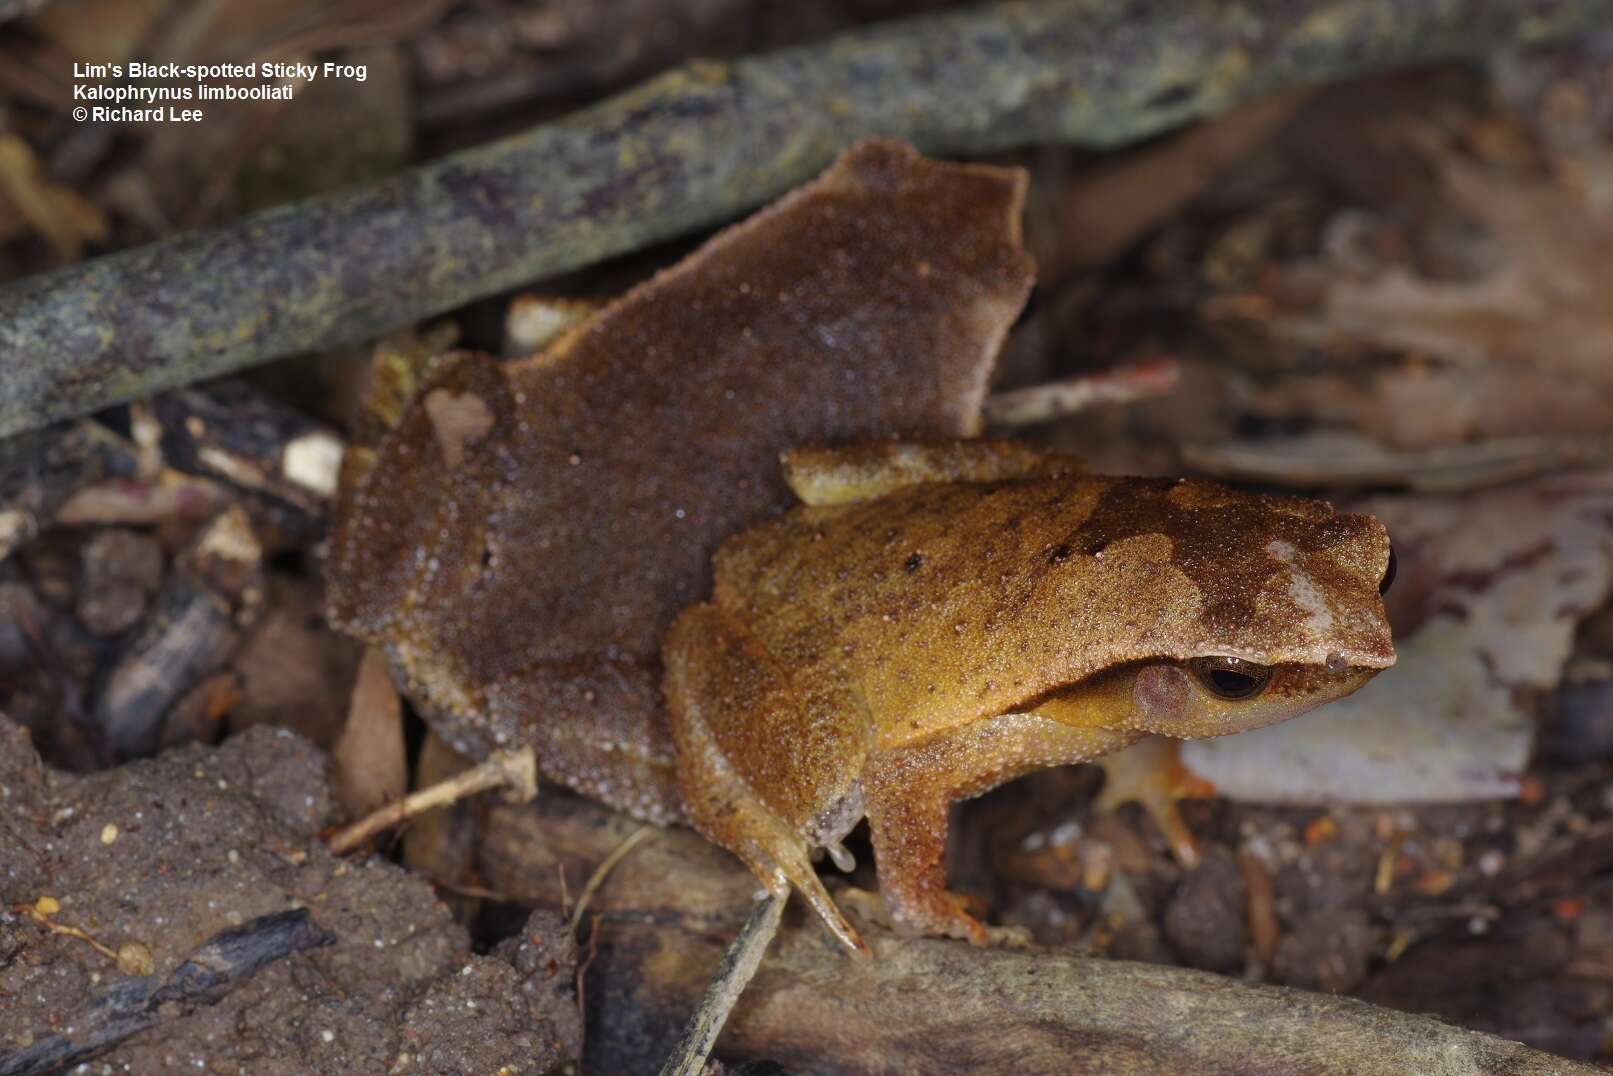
[0,717,581,1074]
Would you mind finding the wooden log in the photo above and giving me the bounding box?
[476,793,1597,1076]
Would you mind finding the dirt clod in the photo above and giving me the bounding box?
[0,715,579,1075]
[74,528,164,637]
[1163,845,1246,971]
[1271,907,1378,993]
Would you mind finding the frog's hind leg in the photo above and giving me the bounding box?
[663,603,868,953]
[676,695,866,954]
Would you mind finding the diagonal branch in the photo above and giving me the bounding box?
[3,0,1611,437]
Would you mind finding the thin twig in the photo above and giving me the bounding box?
[12,898,120,964]
[327,745,536,854]
[424,876,511,902]
[983,357,1181,429]
[4,0,1611,437]
[568,826,658,934]
[657,893,786,1076]
[1184,431,1613,491]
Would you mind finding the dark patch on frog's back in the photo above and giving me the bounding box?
[1067,478,1364,634]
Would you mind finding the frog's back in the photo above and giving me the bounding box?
[712,468,1394,748]
[710,472,1111,688]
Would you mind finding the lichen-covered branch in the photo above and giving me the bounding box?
[0,0,46,26]
[3,0,1611,437]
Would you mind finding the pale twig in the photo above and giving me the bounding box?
[13,897,118,963]
[657,893,786,1076]
[983,357,1181,429]
[327,746,536,855]
[13,896,154,975]
[568,825,659,934]
[1183,431,1613,492]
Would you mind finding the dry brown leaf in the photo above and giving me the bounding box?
[327,139,1034,824]
[0,133,108,263]
[400,729,481,909]
[28,0,169,63]
[1042,91,1309,281]
[331,646,407,818]
[229,576,363,747]
[1204,91,1613,449]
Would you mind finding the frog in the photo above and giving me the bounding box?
[662,439,1396,953]
[325,140,1396,954]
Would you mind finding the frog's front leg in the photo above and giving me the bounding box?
[864,709,1139,944]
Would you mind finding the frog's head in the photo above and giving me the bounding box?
[1052,477,1395,740]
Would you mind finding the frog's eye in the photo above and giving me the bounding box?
[1379,545,1397,596]
[1189,656,1272,700]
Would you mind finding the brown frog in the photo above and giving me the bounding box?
[326,141,1395,955]
[663,440,1395,952]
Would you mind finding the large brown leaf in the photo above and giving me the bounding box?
[327,139,1034,821]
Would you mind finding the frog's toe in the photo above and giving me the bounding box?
[884,895,1031,949]
[979,923,1036,950]
[833,886,889,928]
[936,896,993,948]
[771,844,867,955]
[880,887,993,946]
[1095,736,1214,869]
[831,884,982,943]
[722,821,866,954]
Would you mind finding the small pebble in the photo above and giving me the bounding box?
[1271,908,1376,993]
[116,941,154,976]
[1163,847,1246,972]
[75,530,164,637]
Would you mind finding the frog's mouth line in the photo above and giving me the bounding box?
[1008,658,1380,738]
